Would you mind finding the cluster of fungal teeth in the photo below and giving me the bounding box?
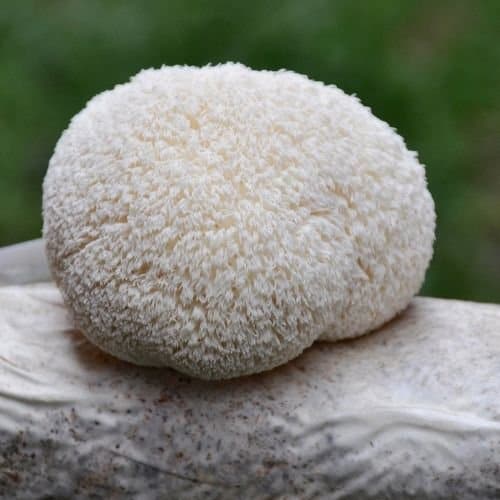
[43,63,435,379]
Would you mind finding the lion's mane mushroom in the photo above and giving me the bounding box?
[43,63,435,379]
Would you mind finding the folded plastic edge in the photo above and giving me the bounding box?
[0,239,51,285]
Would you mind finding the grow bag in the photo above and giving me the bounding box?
[0,240,499,499]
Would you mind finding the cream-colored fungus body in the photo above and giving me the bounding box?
[43,63,435,379]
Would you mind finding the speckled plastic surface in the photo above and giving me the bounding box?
[0,243,500,499]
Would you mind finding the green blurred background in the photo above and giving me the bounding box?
[1,0,499,301]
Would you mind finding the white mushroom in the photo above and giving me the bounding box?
[43,63,435,379]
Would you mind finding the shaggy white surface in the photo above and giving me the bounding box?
[43,63,435,379]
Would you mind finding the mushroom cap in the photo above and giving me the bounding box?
[43,63,435,379]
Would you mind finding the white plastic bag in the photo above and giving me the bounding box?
[1,240,499,499]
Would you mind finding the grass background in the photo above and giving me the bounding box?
[1,0,499,301]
